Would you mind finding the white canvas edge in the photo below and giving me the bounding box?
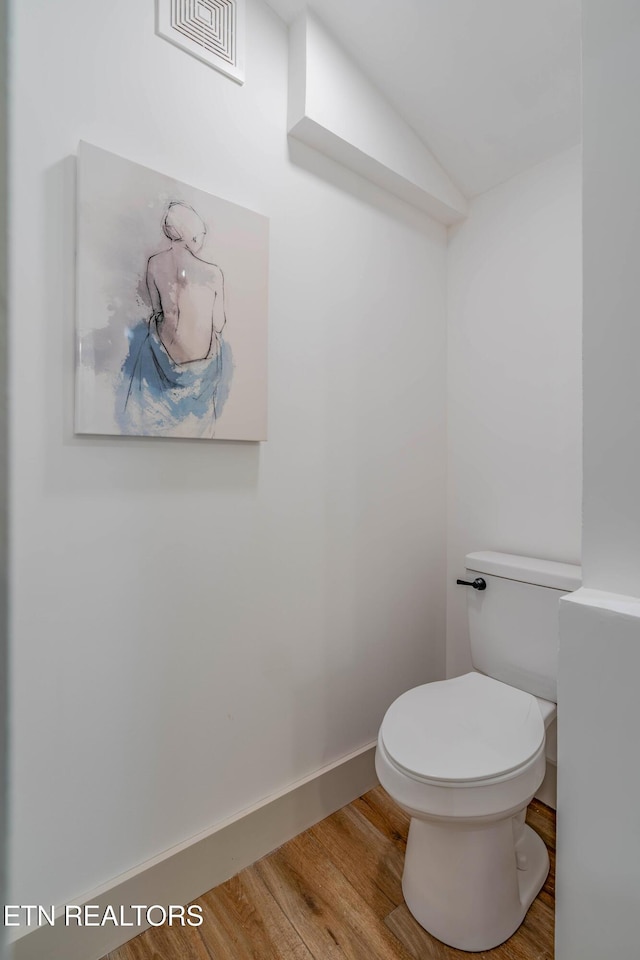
[74,143,87,436]
[155,0,246,85]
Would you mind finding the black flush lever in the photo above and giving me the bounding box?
[456,577,487,591]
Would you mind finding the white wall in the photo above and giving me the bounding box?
[446,149,582,677]
[287,12,467,223]
[581,0,640,595]
[557,590,640,959]
[9,0,448,910]
[0,0,8,955]
[556,2,640,956]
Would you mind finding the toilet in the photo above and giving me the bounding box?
[375,551,581,952]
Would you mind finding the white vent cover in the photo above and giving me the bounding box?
[156,0,245,84]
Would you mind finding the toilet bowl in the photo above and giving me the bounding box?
[376,672,554,951]
[376,673,555,951]
[375,551,580,952]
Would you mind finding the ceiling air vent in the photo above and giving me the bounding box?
[156,0,245,84]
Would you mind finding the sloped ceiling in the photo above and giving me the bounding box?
[265,0,581,197]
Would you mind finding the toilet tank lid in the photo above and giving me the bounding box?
[466,551,582,591]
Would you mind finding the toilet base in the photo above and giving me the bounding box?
[402,809,549,952]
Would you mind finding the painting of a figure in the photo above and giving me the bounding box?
[120,201,232,436]
[76,142,268,440]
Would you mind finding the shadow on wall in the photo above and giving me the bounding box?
[288,138,445,236]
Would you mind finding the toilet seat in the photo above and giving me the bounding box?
[380,672,545,786]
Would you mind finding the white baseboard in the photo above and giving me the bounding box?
[10,742,378,960]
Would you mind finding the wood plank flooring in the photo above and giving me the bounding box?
[105,788,555,960]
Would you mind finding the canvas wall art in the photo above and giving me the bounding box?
[76,141,268,441]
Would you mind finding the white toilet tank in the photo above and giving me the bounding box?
[464,551,582,703]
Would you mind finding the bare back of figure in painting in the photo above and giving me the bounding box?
[148,202,226,364]
[120,200,232,438]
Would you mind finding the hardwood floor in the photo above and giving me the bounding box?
[105,789,555,960]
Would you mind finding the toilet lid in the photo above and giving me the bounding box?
[380,673,545,783]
